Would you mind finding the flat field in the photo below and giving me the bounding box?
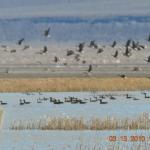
[0,77,150,92]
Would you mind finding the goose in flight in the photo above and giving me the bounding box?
[88,64,92,72]
[111,41,117,48]
[148,34,150,42]
[113,50,118,58]
[44,27,51,37]
[18,38,25,45]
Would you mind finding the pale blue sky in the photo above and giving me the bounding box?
[0,0,149,18]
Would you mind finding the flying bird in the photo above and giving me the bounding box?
[111,41,117,48]
[89,40,98,49]
[44,27,51,37]
[124,47,132,57]
[148,34,150,42]
[78,43,85,53]
[74,54,80,61]
[113,50,118,58]
[126,39,132,47]
[147,56,150,63]
[18,38,25,45]
[67,50,74,56]
[88,64,92,72]
[97,48,104,54]
[36,46,48,54]
[22,45,30,50]
[54,56,59,63]
[43,46,48,53]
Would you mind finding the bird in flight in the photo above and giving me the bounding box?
[17,38,25,45]
[88,64,93,72]
[44,27,51,37]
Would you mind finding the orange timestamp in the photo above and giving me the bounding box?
[108,135,150,142]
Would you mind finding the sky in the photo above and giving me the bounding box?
[0,0,150,18]
[0,0,149,42]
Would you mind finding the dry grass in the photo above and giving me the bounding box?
[10,113,150,130]
[74,143,150,150]
[0,77,150,92]
[0,108,3,128]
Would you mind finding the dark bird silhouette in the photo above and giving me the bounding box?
[64,97,71,103]
[132,40,137,49]
[43,46,48,53]
[126,39,132,47]
[50,97,55,102]
[97,48,104,54]
[0,101,7,105]
[67,50,74,56]
[99,95,106,99]
[124,47,131,57]
[19,99,24,105]
[119,74,126,78]
[43,97,49,101]
[148,34,150,42]
[111,41,117,48]
[54,56,59,63]
[23,99,31,104]
[74,54,80,61]
[44,27,51,37]
[109,95,116,100]
[126,94,132,99]
[89,40,98,48]
[78,43,85,52]
[37,46,48,54]
[94,44,98,49]
[147,56,150,63]
[79,100,86,104]
[89,40,95,47]
[53,99,63,104]
[138,44,145,50]
[22,45,30,50]
[71,99,79,104]
[88,64,92,72]
[143,92,150,98]
[37,99,42,103]
[113,50,118,58]
[99,99,108,104]
[18,38,25,45]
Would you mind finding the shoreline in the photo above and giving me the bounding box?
[0,77,150,92]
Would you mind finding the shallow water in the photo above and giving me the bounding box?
[1,91,150,129]
[0,130,150,150]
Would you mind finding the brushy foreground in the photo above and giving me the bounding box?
[0,77,150,92]
[61,143,150,150]
[0,108,3,128]
[10,113,150,130]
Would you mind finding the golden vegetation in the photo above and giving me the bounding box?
[0,77,150,92]
[74,143,150,150]
[10,113,150,130]
[0,108,3,128]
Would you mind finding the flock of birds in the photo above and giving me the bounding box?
[1,26,150,73]
[0,92,150,106]
[73,35,150,73]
